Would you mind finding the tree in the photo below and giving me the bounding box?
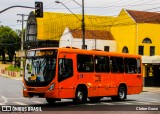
[0,26,21,62]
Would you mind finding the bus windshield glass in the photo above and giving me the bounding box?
[24,49,57,86]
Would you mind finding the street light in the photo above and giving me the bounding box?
[55,1,80,21]
[55,0,86,49]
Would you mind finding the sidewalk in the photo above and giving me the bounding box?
[143,87,160,92]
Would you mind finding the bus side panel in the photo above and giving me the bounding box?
[77,73,98,97]
[127,73,143,95]
[109,74,120,95]
[45,88,59,98]
[96,73,113,96]
[58,78,75,98]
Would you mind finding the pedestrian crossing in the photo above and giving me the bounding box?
[0,100,160,106]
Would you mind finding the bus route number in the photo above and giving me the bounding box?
[95,75,101,82]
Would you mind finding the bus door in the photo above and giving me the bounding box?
[58,53,75,98]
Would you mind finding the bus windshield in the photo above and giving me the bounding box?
[24,49,57,86]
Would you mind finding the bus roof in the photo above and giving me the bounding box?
[29,47,141,58]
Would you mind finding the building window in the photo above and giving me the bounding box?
[82,45,87,49]
[142,38,152,43]
[104,46,109,52]
[122,46,129,53]
[150,46,155,56]
[138,46,144,55]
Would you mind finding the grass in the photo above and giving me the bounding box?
[7,65,20,72]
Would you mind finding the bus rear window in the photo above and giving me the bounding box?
[124,58,141,74]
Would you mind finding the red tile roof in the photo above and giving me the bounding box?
[126,9,160,24]
[70,29,115,40]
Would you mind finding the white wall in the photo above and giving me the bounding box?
[59,28,117,52]
[59,28,73,47]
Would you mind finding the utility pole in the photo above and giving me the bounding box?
[82,0,85,49]
[55,0,85,49]
[17,14,28,76]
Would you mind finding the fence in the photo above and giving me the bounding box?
[0,68,20,78]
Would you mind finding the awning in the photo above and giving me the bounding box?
[142,55,160,63]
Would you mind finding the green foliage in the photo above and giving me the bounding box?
[0,26,21,62]
[7,65,20,72]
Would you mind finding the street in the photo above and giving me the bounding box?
[0,76,160,111]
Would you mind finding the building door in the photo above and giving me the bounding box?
[145,65,160,87]
[154,65,160,86]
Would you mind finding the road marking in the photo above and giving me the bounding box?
[100,102,114,105]
[150,100,160,103]
[7,98,26,99]
[121,102,133,105]
[32,101,44,104]
[85,103,96,105]
[1,96,8,104]
[142,102,151,105]
[14,102,27,105]
[137,101,151,105]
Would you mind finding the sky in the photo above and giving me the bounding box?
[0,0,160,30]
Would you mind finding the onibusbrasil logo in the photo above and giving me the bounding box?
[1,106,42,112]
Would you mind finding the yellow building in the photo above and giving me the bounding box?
[25,11,115,48]
[26,11,115,41]
[111,9,160,86]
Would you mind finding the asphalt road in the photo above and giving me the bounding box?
[0,76,160,113]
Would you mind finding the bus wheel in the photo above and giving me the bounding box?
[73,87,87,104]
[118,86,126,101]
[46,98,56,104]
[89,97,101,103]
[111,86,126,101]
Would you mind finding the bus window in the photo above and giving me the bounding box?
[124,58,137,74]
[110,57,124,73]
[137,59,141,74]
[95,56,110,72]
[77,54,94,72]
[58,58,73,82]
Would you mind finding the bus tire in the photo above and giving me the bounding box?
[111,86,126,101]
[46,98,56,104]
[118,86,126,101]
[73,87,87,104]
[89,97,101,103]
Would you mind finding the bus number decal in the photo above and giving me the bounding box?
[95,75,101,82]
[77,74,83,79]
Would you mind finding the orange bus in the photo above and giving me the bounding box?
[23,47,143,104]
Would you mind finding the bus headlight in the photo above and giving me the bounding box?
[48,83,55,91]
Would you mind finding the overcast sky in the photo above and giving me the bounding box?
[0,0,160,30]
